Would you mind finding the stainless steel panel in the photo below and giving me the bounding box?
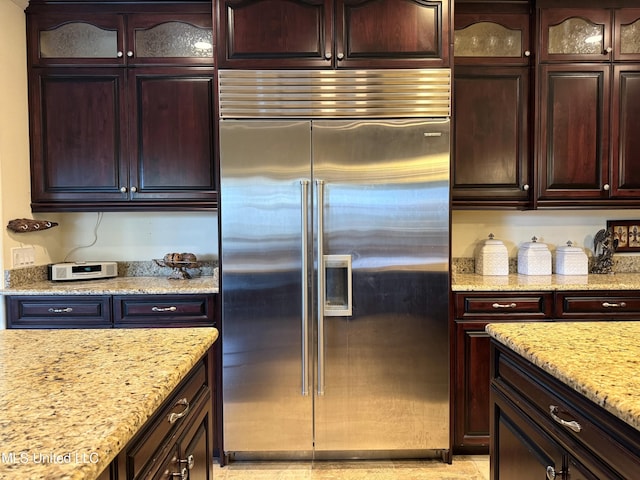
[218,70,451,118]
[220,120,313,453]
[312,119,450,452]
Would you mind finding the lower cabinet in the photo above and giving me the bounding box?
[4,292,221,473]
[490,341,640,480]
[452,292,554,453]
[109,349,214,480]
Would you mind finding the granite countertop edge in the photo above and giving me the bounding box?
[486,321,640,433]
[1,276,218,295]
[452,272,640,291]
[0,327,219,480]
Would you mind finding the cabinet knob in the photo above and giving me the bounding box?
[324,52,332,60]
[120,186,127,193]
[522,184,530,191]
[117,51,124,58]
[127,50,134,57]
[603,183,610,191]
[130,186,137,193]
[337,52,344,60]
[605,46,613,54]
[524,50,531,57]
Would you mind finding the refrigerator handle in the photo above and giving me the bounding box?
[316,179,326,396]
[301,180,310,397]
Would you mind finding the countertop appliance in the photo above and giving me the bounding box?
[219,69,451,461]
[48,261,117,281]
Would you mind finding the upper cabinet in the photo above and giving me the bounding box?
[216,0,450,69]
[452,3,533,209]
[26,2,217,212]
[29,12,214,66]
[536,6,640,207]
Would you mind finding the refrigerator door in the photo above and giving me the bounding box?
[312,119,451,454]
[220,120,314,454]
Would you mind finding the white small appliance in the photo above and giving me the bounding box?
[48,262,118,281]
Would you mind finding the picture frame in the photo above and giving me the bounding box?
[607,220,640,252]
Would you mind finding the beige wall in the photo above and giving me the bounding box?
[452,209,640,259]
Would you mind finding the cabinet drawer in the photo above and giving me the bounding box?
[454,293,553,320]
[113,295,214,327]
[6,295,111,328]
[126,357,209,480]
[555,292,640,319]
[493,345,640,479]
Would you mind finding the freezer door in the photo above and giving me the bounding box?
[312,119,451,454]
[220,120,313,454]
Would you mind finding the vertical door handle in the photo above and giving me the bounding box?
[300,180,310,396]
[316,179,326,396]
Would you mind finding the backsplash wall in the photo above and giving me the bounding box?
[452,209,640,261]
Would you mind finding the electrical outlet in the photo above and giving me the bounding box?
[11,246,36,268]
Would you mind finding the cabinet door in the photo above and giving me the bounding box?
[491,389,565,480]
[29,68,129,209]
[27,13,125,66]
[611,66,640,198]
[217,0,333,68]
[536,64,610,204]
[454,12,531,66]
[127,67,216,205]
[614,9,640,61]
[335,0,449,68]
[454,321,491,451]
[127,14,213,66]
[539,9,612,63]
[453,66,530,207]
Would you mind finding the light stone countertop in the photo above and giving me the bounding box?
[0,327,218,480]
[452,272,640,291]
[486,321,640,432]
[1,275,218,295]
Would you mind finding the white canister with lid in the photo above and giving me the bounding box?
[475,233,509,276]
[518,237,552,275]
[555,241,588,275]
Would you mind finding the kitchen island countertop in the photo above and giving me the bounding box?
[1,274,218,295]
[0,327,218,480]
[453,272,640,291]
[486,321,640,432]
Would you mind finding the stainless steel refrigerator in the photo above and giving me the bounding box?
[219,70,451,461]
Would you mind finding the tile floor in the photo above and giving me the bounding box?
[213,456,490,480]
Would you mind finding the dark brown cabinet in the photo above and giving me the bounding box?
[490,340,640,479]
[110,348,214,480]
[217,0,450,69]
[26,2,217,211]
[452,291,553,453]
[535,6,640,206]
[6,293,216,328]
[453,4,533,208]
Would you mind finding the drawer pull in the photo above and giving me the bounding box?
[166,467,188,479]
[48,307,73,313]
[168,398,190,424]
[549,405,582,432]
[492,302,517,309]
[602,302,627,308]
[152,306,178,312]
[546,465,565,479]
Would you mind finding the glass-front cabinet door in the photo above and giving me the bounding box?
[28,14,125,66]
[454,13,530,65]
[28,13,213,66]
[539,9,612,62]
[127,14,213,65]
[615,9,640,61]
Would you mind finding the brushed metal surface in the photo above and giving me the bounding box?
[220,118,450,457]
[218,69,451,118]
